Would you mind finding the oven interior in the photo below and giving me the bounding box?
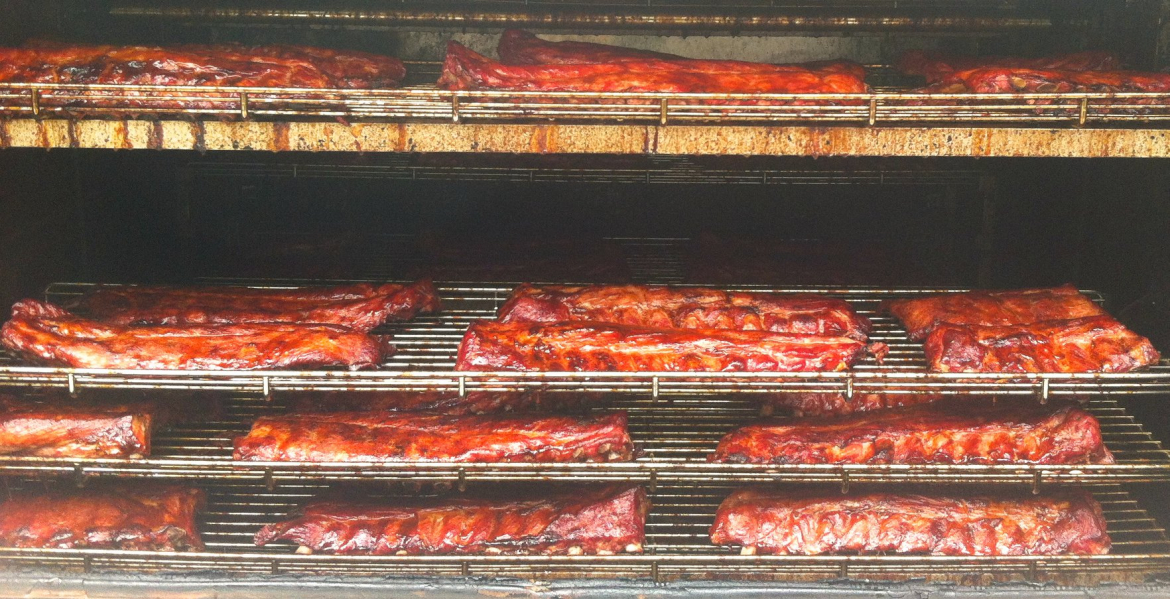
[2,0,1170,591]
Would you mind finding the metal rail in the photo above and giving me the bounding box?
[2,83,1169,127]
[0,392,1165,486]
[1,283,1167,398]
[187,157,987,186]
[0,481,1164,584]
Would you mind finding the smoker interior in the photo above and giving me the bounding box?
[4,0,1170,591]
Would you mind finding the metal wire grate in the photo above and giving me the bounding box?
[0,387,1165,486]
[0,282,1167,398]
[1,83,1168,127]
[0,480,1165,584]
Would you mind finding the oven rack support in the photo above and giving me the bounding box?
[0,483,1164,585]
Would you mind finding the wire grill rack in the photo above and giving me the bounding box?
[0,480,1166,584]
[2,83,1170,126]
[0,392,1165,486]
[2,282,1168,398]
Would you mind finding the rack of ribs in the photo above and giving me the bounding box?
[884,285,1105,341]
[0,300,383,370]
[0,42,405,88]
[710,488,1110,555]
[712,397,1113,465]
[925,315,1160,373]
[72,280,440,331]
[918,67,1170,100]
[233,411,633,462]
[0,394,153,458]
[496,29,867,80]
[497,284,871,341]
[255,484,647,555]
[896,49,1121,83]
[0,485,205,551]
[455,321,870,372]
[283,390,605,415]
[438,41,869,96]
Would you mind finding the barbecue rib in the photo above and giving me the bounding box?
[455,321,870,372]
[1,300,383,370]
[884,285,1105,340]
[0,42,405,88]
[0,485,205,551]
[438,41,869,95]
[255,485,647,555]
[896,49,1121,83]
[497,29,867,80]
[710,488,1111,556]
[497,284,871,341]
[921,67,1170,96]
[925,316,1161,373]
[713,397,1113,465]
[73,280,440,332]
[284,390,605,415]
[0,393,162,458]
[759,392,944,417]
[233,411,633,462]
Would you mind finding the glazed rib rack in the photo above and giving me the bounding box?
[0,480,1166,584]
[2,282,1169,397]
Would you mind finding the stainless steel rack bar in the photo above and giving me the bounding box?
[2,83,1169,127]
[0,481,1164,584]
[1,282,1167,398]
[0,392,1163,486]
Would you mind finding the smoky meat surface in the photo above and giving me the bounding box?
[233,411,633,462]
[896,50,1121,83]
[925,316,1160,373]
[0,394,152,458]
[255,484,648,555]
[884,285,1105,341]
[455,320,868,372]
[0,300,383,370]
[73,280,439,332]
[438,41,868,96]
[710,488,1111,556]
[0,485,205,551]
[497,284,870,341]
[713,397,1113,465]
[496,29,867,80]
[0,42,405,88]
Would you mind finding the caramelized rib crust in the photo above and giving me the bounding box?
[0,485,205,551]
[884,285,1104,340]
[896,50,1121,83]
[438,42,868,95]
[926,316,1160,373]
[710,488,1111,556]
[760,392,944,417]
[0,394,151,458]
[455,320,867,372]
[497,284,870,341]
[497,29,867,79]
[920,67,1170,98]
[284,390,605,415]
[0,42,404,88]
[74,280,439,332]
[255,485,647,555]
[712,397,1114,465]
[1,300,382,370]
[233,411,633,462]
